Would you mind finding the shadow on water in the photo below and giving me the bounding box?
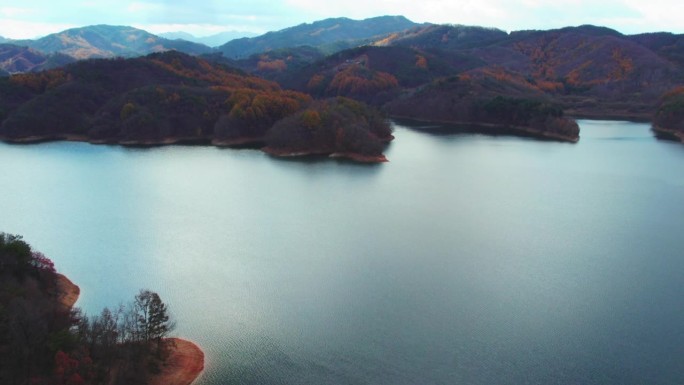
[264,153,386,168]
[392,118,575,143]
[653,129,683,143]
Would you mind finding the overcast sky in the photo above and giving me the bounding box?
[1,0,682,39]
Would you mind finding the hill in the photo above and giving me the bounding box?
[0,51,391,162]
[27,25,213,59]
[376,24,509,50]
[279,45,485,101]
[202,45,326,87]
[374,24,684,119]
[0,44,75,74]
[218,15,419,59]
[384,69,579,141]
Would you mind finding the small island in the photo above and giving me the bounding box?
[0,233,204,385]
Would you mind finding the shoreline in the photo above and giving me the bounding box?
[150,338,205,385]
[55,273,205,385]
[0,134,388,162]
[652,125,684,143]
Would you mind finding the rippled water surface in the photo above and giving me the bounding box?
[2,120,684,384]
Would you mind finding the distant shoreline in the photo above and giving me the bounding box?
[55,273,205,385]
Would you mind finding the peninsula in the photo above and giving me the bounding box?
[0,233,204,385]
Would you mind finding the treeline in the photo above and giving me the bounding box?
[0,233,175,385]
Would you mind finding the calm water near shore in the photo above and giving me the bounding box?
[2,120,684,384]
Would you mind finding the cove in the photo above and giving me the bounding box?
[1,120,684,384]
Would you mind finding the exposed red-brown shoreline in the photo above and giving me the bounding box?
[149,338,205,385]
[55,274,204,385]
[55,273,80,310]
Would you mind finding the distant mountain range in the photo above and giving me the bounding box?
[0,17,419,73]
[218,15,419,59]
[159,31,258,47]
[27,25,212,59]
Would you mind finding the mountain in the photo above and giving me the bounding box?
[355,23,684,119]
[375,24,509,50]
[218,15,419,59]
[0,44,76,74]
[160,30,259,47]
[27,25,212,59]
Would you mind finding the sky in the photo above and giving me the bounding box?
[0,0,682,39]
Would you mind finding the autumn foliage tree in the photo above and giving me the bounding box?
[214,88,311,142]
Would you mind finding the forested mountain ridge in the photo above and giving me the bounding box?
[0,44,75,74]
[372,24,684,119]
[218,15,419,59]
[26,25,212,59]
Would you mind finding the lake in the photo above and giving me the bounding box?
[2,120,684,384]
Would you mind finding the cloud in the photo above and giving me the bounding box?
[0,19,77,39]
[0,7,35,18]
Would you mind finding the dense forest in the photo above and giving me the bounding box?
[0,233,176,385]
[264,97,393,161]
[384,73,579,141]
[0,51,393,160]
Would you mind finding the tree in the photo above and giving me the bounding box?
[132,290,175,350]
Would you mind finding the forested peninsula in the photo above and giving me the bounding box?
[0,52,392,162]
[0,233,204,385]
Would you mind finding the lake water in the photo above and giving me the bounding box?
[2,120,684,384]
